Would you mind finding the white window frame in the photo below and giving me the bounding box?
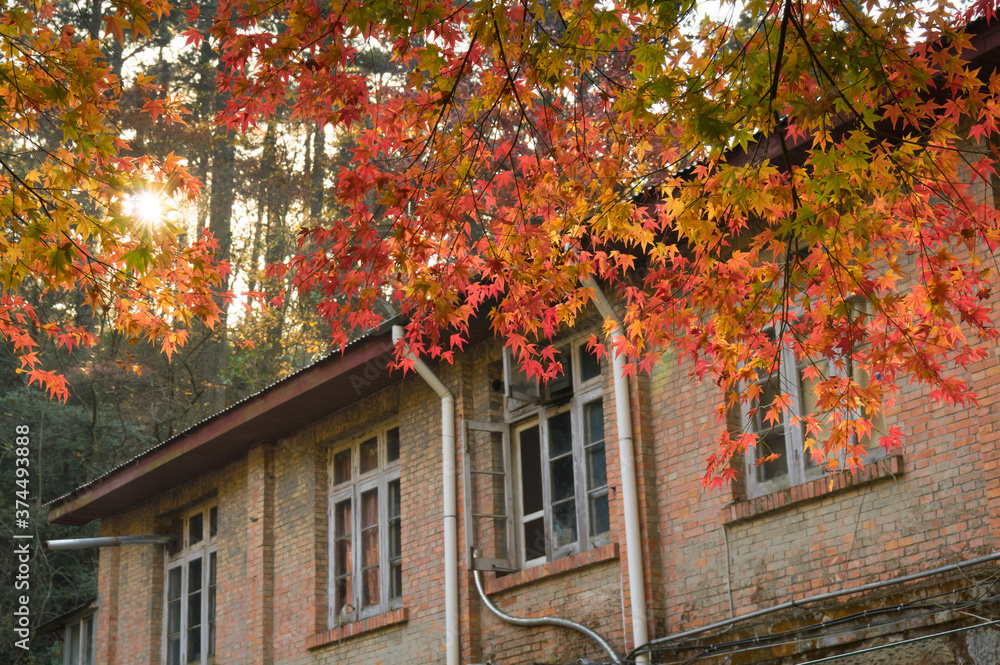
[742,318,886,499]
[327,423,402,627]
[163,504,217,665]
[507,338,611,566]
[63,611,95,665]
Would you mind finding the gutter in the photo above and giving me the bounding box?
[585,277,650,664]
[392,326,459,665]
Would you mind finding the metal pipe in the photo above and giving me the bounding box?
[473,567,621,664]
[393,325,459,665]
[46,535,174,550]
[585,277,650,663]
[644,550,1000,650]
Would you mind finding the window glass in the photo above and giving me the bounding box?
[386,427,400,463]
[579,344,602,383]
[166,568,182,665]
[388,480,402,600]
[328,424,401,625]
[83,616,94,665]
[164,505,216,665]
[68,622,81,665]
[743,317,889,497]
[188,513,203,546]
[506,333,606,564]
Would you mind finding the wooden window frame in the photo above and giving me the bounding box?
[327,424,402,628]
[163,504,217,665]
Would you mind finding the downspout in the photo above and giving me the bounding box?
[393,326,459,665]
[585,278,650,664]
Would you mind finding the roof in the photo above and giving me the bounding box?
[47,322,400,526]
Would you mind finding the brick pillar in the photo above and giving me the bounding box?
[97,516,121,665]
[246,443,275,664]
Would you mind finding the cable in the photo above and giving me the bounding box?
[626,572,1000,664]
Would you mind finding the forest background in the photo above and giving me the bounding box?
[1,2,351,660]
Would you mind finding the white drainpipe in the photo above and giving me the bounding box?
[393,326,459,665]
[585,279,650,664]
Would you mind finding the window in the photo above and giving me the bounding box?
[509,339,609,565]
[328,424,401,626]
[164,504,217,665]
[742,315,885,498]
[64,612,95,665]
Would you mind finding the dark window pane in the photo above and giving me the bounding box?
[587,443,607,490]
[335,575,352,616]
[167,637,181,665]
[188,513,203,546]
[186,621,201,664]
[334,450,352,485]
[83,617,94,665]
[585,399,604,444]
[389,520,401,559]
[360,437,378,473]
[523,516,545,560]
[548,346,572,394]
[209,506,217,538]
[335,500,352,538]
[167,567,182,602]
[336,538,353,575]
[362,529,379,568]
[548,410,572,457]
[187,590,201,628]
[188,558,202,593]
[362,567,380,608]
[391,562,403,600]
[590,492,610,536]
[550,456,575,502]
[208,552,216,657]
[386,427,400,462]
[167,598,181,636]
[388,480,400,520]
[361,489,379,529]
[756,433,788,481]
[753,377,785,431]
[69,622,81,665]
[519,426,543,515]
[579,344,602,382]
[552,500,577,548]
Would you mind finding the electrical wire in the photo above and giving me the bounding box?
[622,572,1000,664]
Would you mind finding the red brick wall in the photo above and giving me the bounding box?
[648,336,1000,637]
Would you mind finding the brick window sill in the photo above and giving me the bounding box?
[306,608,408,650]
[722,455,903,525]
[483,543,619,595]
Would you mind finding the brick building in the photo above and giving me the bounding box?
[45,28,1000,665]
[45,298,1000,664]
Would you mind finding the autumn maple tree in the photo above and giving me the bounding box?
[1,0,228,400]
[201,0,1000,482]
[7,0,1000,482]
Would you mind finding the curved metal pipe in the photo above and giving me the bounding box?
[473,567,621,664]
